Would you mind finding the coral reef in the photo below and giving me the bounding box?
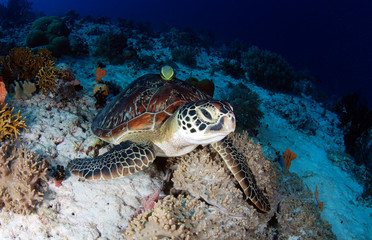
[93,84,109,108]
[0,143,48,215]
[36,60,60,95]
[93,31,127,64]
[0,47,55,84]
[217,59,245,79]
[335,93,372,169]
[125,194,255,239]
[161,28,212,49]
[227,83,263,132]
[1,47,62,97]
[125,132,277,239]
[26,16,70,56]
[0,0,33,26]
[275,165,336,239]
[171,46,197,67]
[0,104,27,141]
[125,132,336,239]
[241,46,297,93]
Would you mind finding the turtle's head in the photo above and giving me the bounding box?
[176,100,235,145]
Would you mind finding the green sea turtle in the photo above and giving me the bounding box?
[67,68,270,212]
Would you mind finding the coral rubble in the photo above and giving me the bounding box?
[0,144,48,215]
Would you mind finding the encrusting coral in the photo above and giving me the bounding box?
[0,104,27,141]
[0,144,48,215]
[125,132,278,239]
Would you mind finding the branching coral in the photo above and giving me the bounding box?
[0,47,61,98]
[0,104,27,141]
[0,144,48,215]
[0,47,55,85]
[36,60,60,95]
[0,47,59,97]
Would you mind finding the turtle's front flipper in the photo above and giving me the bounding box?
[68,141,155,180]
[212,137,270,212]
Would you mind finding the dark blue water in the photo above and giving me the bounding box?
[32,0,372,106]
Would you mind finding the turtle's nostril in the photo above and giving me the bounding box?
[231,116,236,130]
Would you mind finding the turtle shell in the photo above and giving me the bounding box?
[92,74,211,143]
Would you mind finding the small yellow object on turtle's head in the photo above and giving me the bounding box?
[160,65,174,81]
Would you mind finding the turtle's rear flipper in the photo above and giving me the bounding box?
[68,141,155,180]
[212,137,270,212]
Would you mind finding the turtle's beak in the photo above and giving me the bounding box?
[210,113,235,134]
[223,114,236,133]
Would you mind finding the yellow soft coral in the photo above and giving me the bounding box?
[0,104,27,141]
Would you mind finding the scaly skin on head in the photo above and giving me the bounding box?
[175,100,235,145]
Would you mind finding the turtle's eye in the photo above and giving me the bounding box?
[197,107,217,123]
[201,108,212,120]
